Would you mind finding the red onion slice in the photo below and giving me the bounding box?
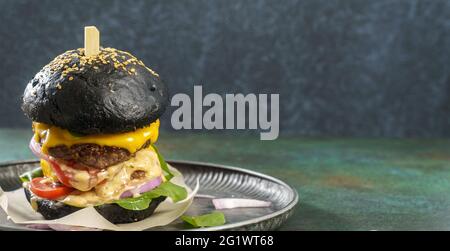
[212,198,272,209]
[29,138,49,161]
[25,224,52,230]
[120,176,163,198]
[26,223,101,231]
[195,194,216,199]
[48,224,102,231]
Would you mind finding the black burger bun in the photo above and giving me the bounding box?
[22,48,168,135]
[24,187,166,224]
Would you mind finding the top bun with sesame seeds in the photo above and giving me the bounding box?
[21,47,168,135]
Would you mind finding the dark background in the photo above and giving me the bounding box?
[0,0,449,137]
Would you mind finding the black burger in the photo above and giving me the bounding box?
[19,27,186,224]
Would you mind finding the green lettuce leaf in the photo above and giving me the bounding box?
[181,212,226,227]
[115,181,187,210]
[151,144,174,180]
[19,167,43,183]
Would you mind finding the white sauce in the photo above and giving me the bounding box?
[60,148,163,207]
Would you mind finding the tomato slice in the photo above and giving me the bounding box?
[47,158,72,187]
[30,177,74,200]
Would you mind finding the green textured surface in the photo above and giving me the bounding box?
[1,128,450,230]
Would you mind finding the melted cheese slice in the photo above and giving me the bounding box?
[61,147,163,207]
[33,120,160,154]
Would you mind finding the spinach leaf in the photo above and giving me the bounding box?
[181,212,226,227]
[19,167,43,183]
[151,144,174,180]
[115,181,187,210]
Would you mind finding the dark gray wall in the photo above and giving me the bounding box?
[1,0,449,137]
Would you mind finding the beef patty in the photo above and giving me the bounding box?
[46,140,151,169]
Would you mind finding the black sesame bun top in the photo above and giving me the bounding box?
[22,48,168,135]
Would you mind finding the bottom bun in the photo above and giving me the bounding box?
[24,188,166,224]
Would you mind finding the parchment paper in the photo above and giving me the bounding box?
[0,166,198,231]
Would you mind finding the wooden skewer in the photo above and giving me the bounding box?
[84,26,100,56]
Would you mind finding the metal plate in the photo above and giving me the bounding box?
[0,160,298,231]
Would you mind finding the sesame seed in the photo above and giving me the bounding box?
[44,47,157,78]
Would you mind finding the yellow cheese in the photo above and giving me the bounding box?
[40,159,58,181]
[33,120,159,154]
[61,147,163,207]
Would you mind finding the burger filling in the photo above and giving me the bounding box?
[21,120,186,212]
[60,147,163,207]
[32,120,160,156]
